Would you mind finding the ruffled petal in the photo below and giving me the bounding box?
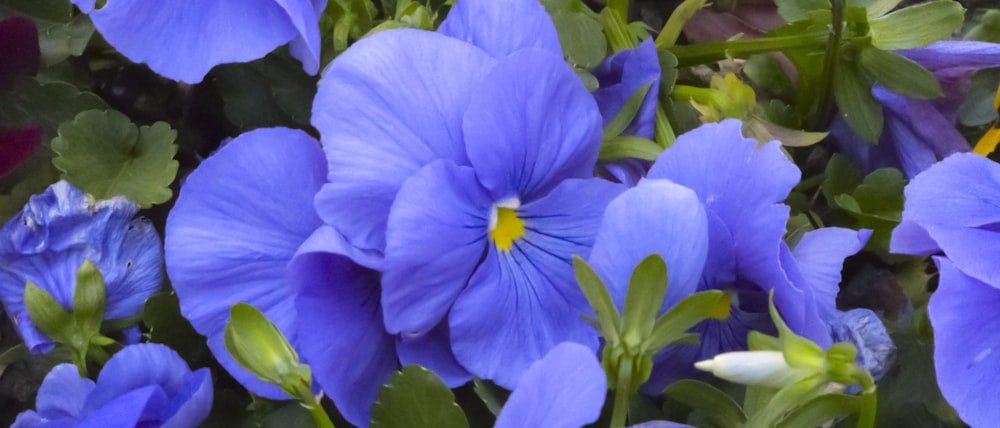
[449,178,621,387]
[463,49,602,202]
[382,160,493,334]
[647,119,800,213]
[889,219,940,255]
[160,368,213,428]
[899,41,1000,74]
[77,386,163,428]
[289,227,395,427]
[86,0,302,83]
[165,127,325,398]
[86,344,191,413]
[494,342,606,428]
[313,29,496,253]
[873,87,970,177]
[437,0,561,58]
[929,257,1000,428]
[791,228,870,321]
[588,179,708,311]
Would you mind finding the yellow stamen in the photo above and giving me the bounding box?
[973,83,1000,156]
[709,291,732,320]
[489,207,524,251]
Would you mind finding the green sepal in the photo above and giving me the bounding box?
[768,292,825,370]
[858,47,942,99]
[600,7,636,52]
[746,374,827,428]
[654,0,707,48]
[621,254,668,350]
[542,0,607,68]
[603,82,653,140]
[572,256,622,345]
[645,289,724,351]
[224,303,312,401]
[664,379,748,427]
[868,0,964,50]
[369,365,469,428]
[23,281,74,346]
[748,330,782,351]
[775,393,862,428]
[599,136,663,162]
[72,259,106,339]
[833,54,884,143]
[775,0,831,23]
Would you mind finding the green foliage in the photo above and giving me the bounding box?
[875,330,964,427]
[823,154,906,253]
[224,303,312,401]
[542,0,607,69]
[0,0,95,66]
[869,1,965,50]
[370,365,470,428]
[775,0,831,23]
[143,292,207,365]
[0,78,107,142]
[51,109,178,208]
[664,380,747,427]
[603,83,654,140]
[858,47,942,100]
[212,52,317,132]
[833,51,884,143]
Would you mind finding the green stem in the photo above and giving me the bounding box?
[853,368,877,428]
[72,348,88,377]
[609,358,634,428]
[667,32,829,67]
[307,401,336,428]
[653,105,676,148]
[607,0,629,21]
[808,0,846,130]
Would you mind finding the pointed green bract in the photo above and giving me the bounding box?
[224,303,312,401]
[72,259,106,338]
[833,56,884,143]
[858,47,942,99]
[621,254,668,349]
[869,1,964,50]
[664,379,748,427]
[23,281,73,346]
[572,256,622,344]
[370,365,469,428]
[52,109,178,208]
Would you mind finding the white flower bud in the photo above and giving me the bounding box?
[694,350,812,388]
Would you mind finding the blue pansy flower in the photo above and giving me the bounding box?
[590,120,868,393]
[13,343,212,427]
[890,152,1000,427]
[832,41,1000,177]
[311,0,624,388]
[70,0,326,83]
[165,128,425,426]
[591,38,662,186]
[493,342,606,428]
[0,181,163,353]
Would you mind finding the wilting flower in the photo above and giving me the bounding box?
[312,0,623,389]
[890,152,1000,427]
[592,39,661,186]
[493,342,606,428]
[590,120,867,393]
[832,41,1000,177]
[828,308,895,380]
[13,343,212,427]
[69,0,326,83]
[0,181,163,353]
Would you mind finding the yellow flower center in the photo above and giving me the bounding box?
[709,291,732,320]
[489,203,524,251]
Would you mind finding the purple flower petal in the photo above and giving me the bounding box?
[438,0,561,58]
[463,49,601,202]
[591,39,661,139]
[312,29,496,254]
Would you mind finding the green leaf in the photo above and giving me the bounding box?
[655,0,706,48]
[143,292,207,364]
[0,78,107,142]
[645,290,725,351]
[664,379,747,427]
[572,256,622,343]
[821,153,863,206]
[744,54,796,101]
[71,259,106,339]
[604,83,653,140]
[775,0,830,23]
[746,375,827,428]
[833,55,883,143]
[869,1,964,50]
[224,303,311,400]
[768,293,825,370]
[0,0,94,66]
[212,51,317,131]
[23,281,73,345]
[776,394,861,428]
[542,0,607,68]
[621,254,668,350]
[472,378,509,417]
[370,365,469,428]
[958,68,1000,127]
[600,136,663,161]
[858,47,942,99]
[658,49,679,97]
[51,109,178,207]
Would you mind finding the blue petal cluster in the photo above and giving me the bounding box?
[13,343,212,427]
[588,120,870,393]
[0,181,163,353]
[891,152,1000,427]
[833,41,1000,177]
[70,0,326,83]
